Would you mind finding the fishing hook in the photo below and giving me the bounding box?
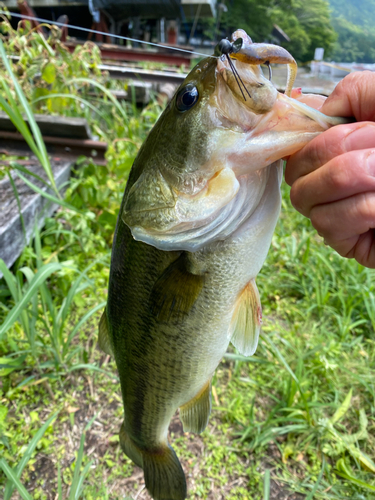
[217,38,251,101]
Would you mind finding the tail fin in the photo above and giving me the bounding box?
[120,423,187,500]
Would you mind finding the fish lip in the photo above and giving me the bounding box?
[217,55,257,82]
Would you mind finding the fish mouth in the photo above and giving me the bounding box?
[216,56,278,116]
[217,57,261,88]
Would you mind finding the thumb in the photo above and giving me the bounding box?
[320,71,375,122]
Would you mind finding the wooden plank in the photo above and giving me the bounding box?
[0,159,72,275]
[99,64,187,84]
[0,112,92,140]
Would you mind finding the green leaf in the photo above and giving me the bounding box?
[65,301,106,349]
[68,77,128,122]
[264,335,311,423]
[0,40,58,195]
[41,62,56,84]
[32,93,110,124]
[305,457,325,500]
[0,404,8,424]
[68,364,119,381]
[14,171,86,215]
[0,459,33,500]
[0,354,27,376]
[0,259,18,301]
[330,389,352,425]
[69,414,97,499]
[335,469,375,492]
[3,410,58,500]
[223,352,269,364]
[263,469,270,500]
[347,446,375,474]
[57,463,63,500]
[0,263,62,339]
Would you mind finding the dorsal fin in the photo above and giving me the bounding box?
[229,279,262,356]
[150,254,204,323]
[98,308,114,356]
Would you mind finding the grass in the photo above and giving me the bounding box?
[2,180,375,499]
[1,17,375,500]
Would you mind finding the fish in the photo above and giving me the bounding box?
[99,29,346,500]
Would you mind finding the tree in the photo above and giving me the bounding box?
[218,0,336,62]
[271,0,336,62]
[330,17,375,63]
[220,0,291,43]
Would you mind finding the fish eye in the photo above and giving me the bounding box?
[176,85,199,112]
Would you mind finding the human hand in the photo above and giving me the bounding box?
[285,72,375,268]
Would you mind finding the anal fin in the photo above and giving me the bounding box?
[98,308,114,356]
[179,380,212,434]
[150,254,204,323]
[229,279,262,356]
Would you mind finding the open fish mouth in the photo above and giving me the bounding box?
[122,30,349,253]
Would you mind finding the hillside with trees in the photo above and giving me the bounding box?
[219,0,375,63]
[221,0,336,62]
[329,0,375,62]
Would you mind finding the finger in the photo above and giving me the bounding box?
[324,231,375,269]
[285,121,375,186]
[309,193,375,268]
[295,93,326,109]
[310,192,375,242]
[346,231,375,269]
[320,71,375,121]
[290,148,375,217]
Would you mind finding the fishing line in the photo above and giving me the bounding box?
[0,10,217,59]
[226,54,251,100]
[226,55,246,101]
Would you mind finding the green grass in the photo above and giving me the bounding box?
[2,181,375,499]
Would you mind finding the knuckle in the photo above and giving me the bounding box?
[327,161,349,191]
[340,71,375,120]
[340,71,372,93]
[309,137,328,167]
[310,208,328,234]
[357,192,375,223]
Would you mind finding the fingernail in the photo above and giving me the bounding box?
[345,124,375,151]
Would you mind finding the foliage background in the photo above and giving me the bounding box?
[216,0,375,63]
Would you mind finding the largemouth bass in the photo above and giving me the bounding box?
[99,29,345,500]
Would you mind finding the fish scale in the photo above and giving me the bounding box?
[101,29,347,500]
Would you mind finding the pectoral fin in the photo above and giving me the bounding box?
[179,380,212,434]
[98,308,113,356]
[229,279,262,356]
[150,255,204,323]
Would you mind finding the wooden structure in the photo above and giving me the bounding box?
[0,114,107,274]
